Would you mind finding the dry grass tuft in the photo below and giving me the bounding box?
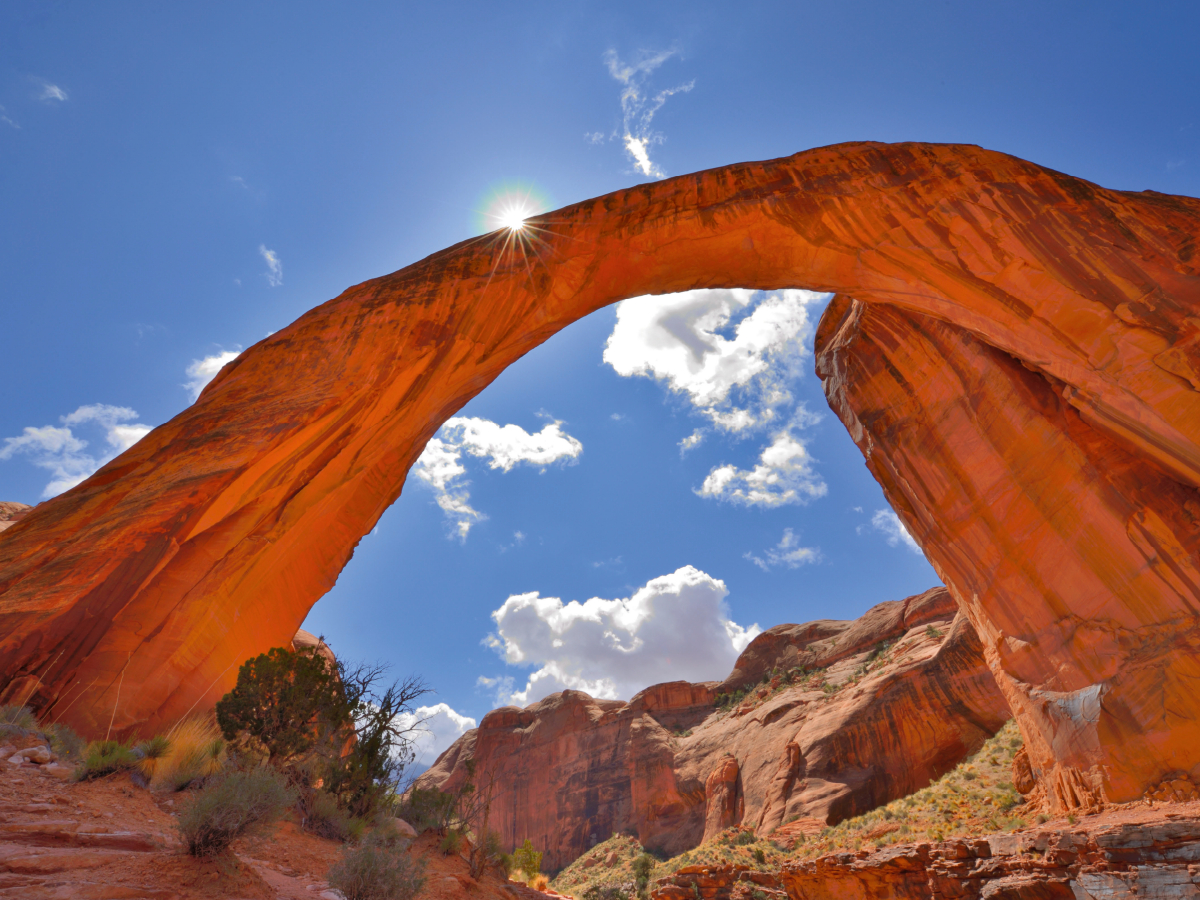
[152,717,227,790]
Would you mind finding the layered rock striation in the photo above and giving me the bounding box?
[0,142,1197,808]
[416,588,1009,870]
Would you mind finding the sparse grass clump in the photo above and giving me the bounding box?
[154,717,226,790]
[133,734,171,782]
[177,766,295,857]
[303,788,366,841]
[327,832,426,900]
[0,704,39,739]
[44,722,86,761]
[76,740,138,780]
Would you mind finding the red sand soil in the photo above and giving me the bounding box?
[0,756,561,900]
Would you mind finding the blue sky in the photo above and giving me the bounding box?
[2,1,1197,768]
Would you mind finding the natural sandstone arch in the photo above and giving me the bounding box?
[1,142,1198,810]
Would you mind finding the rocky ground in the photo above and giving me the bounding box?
[555,721,1200,900]
[0,740,559,900]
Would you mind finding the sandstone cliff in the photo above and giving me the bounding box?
[1,142,1197,811]
[416,588,1009,870]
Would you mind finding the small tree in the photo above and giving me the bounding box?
[513,838,542,878]
[325,666,430,818]
[217,644,430,822]
[216,645,351,769]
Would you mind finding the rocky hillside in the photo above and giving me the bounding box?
[416,587,1009,870]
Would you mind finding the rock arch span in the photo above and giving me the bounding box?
[1,142,1198,809]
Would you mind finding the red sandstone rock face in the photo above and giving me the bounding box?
[0,142,1196,808]
[416,589,1009,870]
[814,294,1200,813]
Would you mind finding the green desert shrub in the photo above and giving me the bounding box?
[303,788,361,841]
[396,786,458,833]
[440,828,463,855]
[177,766,295,857]
[327,833,426,900]
[75,740,137,780]
[734,830,756,846]
[513,838,543,878]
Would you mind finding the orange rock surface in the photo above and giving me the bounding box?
[814,296,1200,812]
[416,589,1009,869]
[0,142,1197,806]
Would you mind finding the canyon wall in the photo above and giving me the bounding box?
[814,296,1200,814]
[0,142,1197,807]
[416,588,1010,870]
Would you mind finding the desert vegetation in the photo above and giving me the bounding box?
[555,720,1027,895]
[216,642,430,841]
[713,640,904,713]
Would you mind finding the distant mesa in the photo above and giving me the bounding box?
[1,142,1198,813]
[416,587,1010,870]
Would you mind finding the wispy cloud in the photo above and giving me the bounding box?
[871,509,923,554]
[411,416,583,541]
[0,404,152,498]
[744,528,820,571]
[185,350,241,401]
[0,106,19,130]
[259,245,282,287]
[482,566,759,707]
[600,48,693,178]
[33,79,68,102]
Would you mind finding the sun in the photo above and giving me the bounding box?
[494,198,535,231]
[476,180,553,235]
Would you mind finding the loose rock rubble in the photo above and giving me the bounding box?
[775,805,1200,899]
[652,864,786,900]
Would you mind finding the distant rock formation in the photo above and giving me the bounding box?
[416,588,1009,870]
[0,502,31,534]
[1,142,1197,813]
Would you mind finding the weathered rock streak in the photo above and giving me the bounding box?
[0,143,1196,806]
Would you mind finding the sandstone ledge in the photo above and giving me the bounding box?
[776,806,1200,900]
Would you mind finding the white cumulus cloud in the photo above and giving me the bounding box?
[393,702,477,772]
[698,431,827,508]
[744,528,820,571]
[482,565,759,707]
[411,416,583,541]
[604,289,827,435]
[0,404,152,497]
[601,48,693,178]
[872,508,923,554]
[259,245,282,286]
[184,350,240,401]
